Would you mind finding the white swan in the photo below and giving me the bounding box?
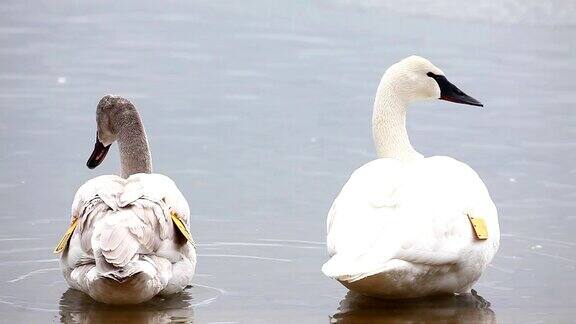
[55,95,196,304]
[322,56,500,298]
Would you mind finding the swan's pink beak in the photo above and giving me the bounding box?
[86,133,110,169]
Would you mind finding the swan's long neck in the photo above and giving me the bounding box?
[372,75,423,162]
[114,108,152,178]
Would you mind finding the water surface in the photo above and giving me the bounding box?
[0,1,575,323]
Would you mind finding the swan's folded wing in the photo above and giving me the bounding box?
[324,225,466,283]
[61,176,123,265]
[127,174,193,245]
[71,175,126,248]
[324,159,406,280]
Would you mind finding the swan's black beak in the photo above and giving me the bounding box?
[427,72,483,107]
[86,133,111,169]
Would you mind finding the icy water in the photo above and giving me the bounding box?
[1,1,575,323]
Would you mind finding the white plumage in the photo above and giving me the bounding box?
[322,56,500,298]
[61,174,196,304]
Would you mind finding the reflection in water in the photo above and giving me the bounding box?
[331,290,496,324]
[59,289,194,324]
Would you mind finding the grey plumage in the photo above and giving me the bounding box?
[96,95,153,178]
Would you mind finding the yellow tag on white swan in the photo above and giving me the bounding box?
[53,218,79,254]
[171,211,193,243]
[468,215,488,240]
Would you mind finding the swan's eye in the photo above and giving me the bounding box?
[427,72,436,77]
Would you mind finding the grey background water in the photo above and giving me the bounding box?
[0,1,575,323]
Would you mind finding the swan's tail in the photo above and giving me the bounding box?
[322,254,379,282]
[89,205,170,303]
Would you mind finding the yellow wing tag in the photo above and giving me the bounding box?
[171,211,193,243]
[468,215,488,240]
[53,218,79,254]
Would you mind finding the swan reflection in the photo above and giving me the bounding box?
[331,290,496,324]
[58,289,194,324]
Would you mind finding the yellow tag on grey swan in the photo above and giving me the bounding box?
[53,218,79,254]
[171,211,193,243]
[468,215,488,240]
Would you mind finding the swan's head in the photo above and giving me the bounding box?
[384,55,483,107]
[86,95,134,169]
